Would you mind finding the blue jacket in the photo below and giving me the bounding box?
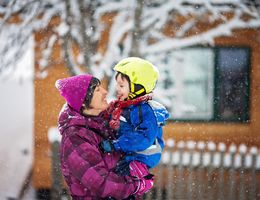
[112,100,169,168]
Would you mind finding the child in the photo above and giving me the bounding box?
[100,57,169,175]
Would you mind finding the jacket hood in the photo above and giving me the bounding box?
[58,104,113,139]
[148,100,169,127]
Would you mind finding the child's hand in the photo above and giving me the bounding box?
[99,140,115,153]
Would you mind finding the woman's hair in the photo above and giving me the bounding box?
[81,77,100,111]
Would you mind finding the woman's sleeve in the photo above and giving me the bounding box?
[63,134,137,199]
[113,104,158,152]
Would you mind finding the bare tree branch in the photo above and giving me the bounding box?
[0,0,260,79]
[77,0,92,73]
[61,0,77,75]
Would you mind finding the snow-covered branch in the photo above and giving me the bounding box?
[0,0,259,79]
[143,12,260,54]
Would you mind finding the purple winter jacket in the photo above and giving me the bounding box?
[58,104,137,200]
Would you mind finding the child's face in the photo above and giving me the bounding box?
[115,73,130,101]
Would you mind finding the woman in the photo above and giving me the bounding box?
[55,74,153,200]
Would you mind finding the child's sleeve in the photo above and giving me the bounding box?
[112,104,157,152]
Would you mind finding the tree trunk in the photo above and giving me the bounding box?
[129,0,143,57]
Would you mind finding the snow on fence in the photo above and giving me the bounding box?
[47,127,260,200]
[144,139,260,200]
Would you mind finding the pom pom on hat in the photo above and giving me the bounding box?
[55,74,93,112]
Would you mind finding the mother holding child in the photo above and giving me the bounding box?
[55,57,169,200]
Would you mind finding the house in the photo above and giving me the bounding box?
[32,4,260,194]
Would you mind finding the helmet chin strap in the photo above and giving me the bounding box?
[128,82,146,100]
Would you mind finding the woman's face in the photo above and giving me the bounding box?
[115,73,130,101]
[88,85,109,113]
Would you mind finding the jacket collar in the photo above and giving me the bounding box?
[58,104,114,139]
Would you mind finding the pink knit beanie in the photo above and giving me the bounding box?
[55,74,93,112]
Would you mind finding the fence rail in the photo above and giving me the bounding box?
[144,139,260,200]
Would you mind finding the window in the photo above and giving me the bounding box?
[154,47,250,122]
[215,48,250,122]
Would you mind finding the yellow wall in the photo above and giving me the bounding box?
[33,21,70,188]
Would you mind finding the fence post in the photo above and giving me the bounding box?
[239,144,247,200]
[207,141,216,200]
[249,147,257,199]
[187,141,196,200]
[217,142,226,200]
[176,141,185,199]
[166,139,175,200]
[48,127,63,200]
[154,165,163,200]
[197,141,206,199]
[227,144,236,200]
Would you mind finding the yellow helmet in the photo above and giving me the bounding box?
[113,57,159,94]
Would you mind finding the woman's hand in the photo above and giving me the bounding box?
[133,177,154,196]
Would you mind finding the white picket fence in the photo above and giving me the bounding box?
[47,128,260,200]
[144,139,260,200]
